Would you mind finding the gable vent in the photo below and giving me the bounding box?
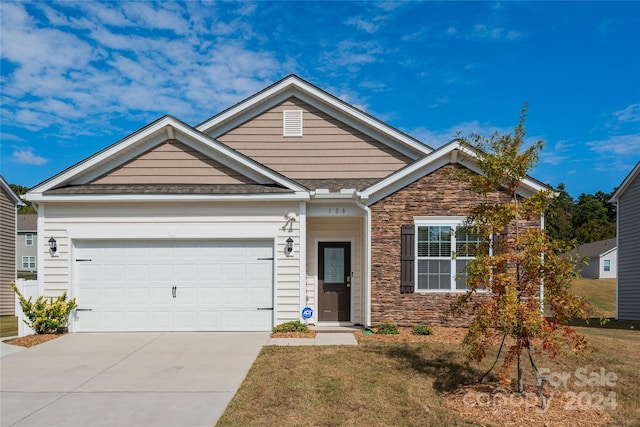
[283,110,303,137]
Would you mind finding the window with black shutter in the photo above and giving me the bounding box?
[400,224,415,293]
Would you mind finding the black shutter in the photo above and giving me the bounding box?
[400,224,415,293]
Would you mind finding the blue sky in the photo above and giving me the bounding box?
[1,1,639,198]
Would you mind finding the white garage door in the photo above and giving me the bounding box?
[73,240,274,332]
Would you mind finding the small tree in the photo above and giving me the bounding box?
[450,106,591,406]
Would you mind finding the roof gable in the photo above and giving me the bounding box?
[27,116,307,202]
[360,140,551,205]
[216,96,414,180]
[572,238,617,258]
[197,75,432,161]
[610,161,640,203]
[1,175,24,206]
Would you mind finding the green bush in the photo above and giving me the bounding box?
[411,325,433,335]
[376,323,399,334]
[272,320,309,333]
[11,282,77,334]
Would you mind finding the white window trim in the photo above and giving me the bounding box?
[25,233,33,246]
[283,110,303,137]
[22,256,36,269]
[414,217,482,293]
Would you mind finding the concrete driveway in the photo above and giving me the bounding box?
[0,332,270,427]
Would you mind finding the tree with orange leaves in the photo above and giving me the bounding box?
[450,105,592,407]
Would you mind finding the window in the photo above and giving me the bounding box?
[414,219,483,291]
[603,259,611,272]
[25,233,33,246]
[22,256,36,269]
[283,110,303,137]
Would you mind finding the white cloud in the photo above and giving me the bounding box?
[586,134,640,155]
[613,104,640,123]
[11,149,48,165]
[468,24,522,41]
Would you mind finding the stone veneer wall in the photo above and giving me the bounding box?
[369,163,540,327]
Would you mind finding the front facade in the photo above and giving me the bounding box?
[27,76,547,332]
[17,214,38,279]
[611,162,640,321]
[1,176,24,316]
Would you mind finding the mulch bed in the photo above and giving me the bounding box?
[5,333,64,348]
[446,383,611,426]
[355,326,467,345]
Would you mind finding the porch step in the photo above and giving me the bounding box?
[309,325,362,333]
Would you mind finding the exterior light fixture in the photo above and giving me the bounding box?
[285,237,294,256]
[48,237,57,255]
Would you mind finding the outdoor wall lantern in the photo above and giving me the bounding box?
[285,237,294,257]
[48,237,57,255]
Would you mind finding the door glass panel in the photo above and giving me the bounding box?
[324,247,344,283]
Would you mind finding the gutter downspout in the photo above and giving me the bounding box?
[355,194,372,328]
[540,212,545,314]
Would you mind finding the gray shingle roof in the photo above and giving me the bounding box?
[18,214,37,231]
[44,184,294,195]
[576,238,617,257]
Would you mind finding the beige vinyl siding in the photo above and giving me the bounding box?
[618,172,640,321]
[93,140,252,185]
[217,97,413,179]
[306,216,365,324]
[39,201,302,325]
[0,186,17,315]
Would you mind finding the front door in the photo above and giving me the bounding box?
[318,242,351,322]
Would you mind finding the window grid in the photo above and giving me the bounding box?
[25,233,33,246]
[22,256,36,269]
[416,224,483,291]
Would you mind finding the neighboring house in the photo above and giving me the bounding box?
[610,162,640,321]
[17,214,38,279]
[570,238,617,279]
[1,175,24,316]
[26,75,548,332]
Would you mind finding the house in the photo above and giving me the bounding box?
[571,238,617,279]
[1,175,24,316]
[25,75,548,332]
[610,161,640,321]
[17,214,38,279]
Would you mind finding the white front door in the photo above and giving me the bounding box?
[73,240,274,331]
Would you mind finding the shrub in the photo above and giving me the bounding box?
[412,325,433,335]
[376,323,399,334]
[272,320,309,333]
[11,282,77,334]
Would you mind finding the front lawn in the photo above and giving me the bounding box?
[218,326,639,426]
[571,278,616,318]
[0,316,18,338]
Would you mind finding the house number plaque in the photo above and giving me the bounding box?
[329,208,347,214]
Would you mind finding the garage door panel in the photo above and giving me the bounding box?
[74,240,274,332]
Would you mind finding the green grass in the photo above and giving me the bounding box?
[217,326,639,426]
[571,277,616,318]
[0,316,18,338]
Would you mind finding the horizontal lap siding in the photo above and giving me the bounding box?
[40,202,301,325]
[217,97,412,179]
[93,140,251,185]
[0,188,17,315]
[618,173,640,321]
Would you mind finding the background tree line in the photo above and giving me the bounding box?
[545,183,616,246]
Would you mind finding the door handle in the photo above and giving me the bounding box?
[172,286,177,298]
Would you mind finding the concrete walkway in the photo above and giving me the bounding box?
[0,338,25,358]
[266,332,358,346]
[1,332,269,427]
